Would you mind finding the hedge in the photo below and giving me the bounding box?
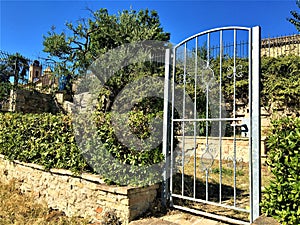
[0,112,164,186]
[0,112,88,173]
[261,116,300,224]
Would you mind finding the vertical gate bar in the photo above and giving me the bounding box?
[207,33,210,66]
[219,30,223,203]
[233,29,237,207]
[248,28,253,223]
[251,26,261,222]
[194,37,198,199]
[205,33,210,202]
[206,33,210,143]
[162,48,171,207]
[182,43,188,196]
[238,41,243,58]
[205,169,209,201]
[205,33,210,142]
[170,47,177,207]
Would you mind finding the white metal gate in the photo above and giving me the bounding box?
[163,26,261,224]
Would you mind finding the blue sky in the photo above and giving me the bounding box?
[0,0,299,59]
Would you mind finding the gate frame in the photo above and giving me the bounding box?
[162,26,261,224]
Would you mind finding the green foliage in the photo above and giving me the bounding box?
[42,7,171,186]
[0,109,165,186]
[83,73,166,185]
[1,53,29,85]
[178,52,300,122]
[0,82,11,105]
[214,57,249,106]
[43,8,170,76]
[261,116,300,225]
[288,0,300,32]
[205,55,300,119]
[261,55,300,113]
[174,54,249,137]
[94,110,164,164]
[0,53,29,103]
[71,109,164,186]
[0,112,88,173]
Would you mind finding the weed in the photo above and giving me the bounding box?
[101,210,122,225]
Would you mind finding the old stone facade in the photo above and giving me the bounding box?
[261,34,300,57]
[0,155,159,224]
[8,89,60,114]
[28,60,58,92]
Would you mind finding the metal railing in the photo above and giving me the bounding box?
[196,34,300,59]
[261,34,300,57]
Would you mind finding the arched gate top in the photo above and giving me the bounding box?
[175,26,253,49]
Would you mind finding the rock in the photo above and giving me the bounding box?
[252,215,281,225]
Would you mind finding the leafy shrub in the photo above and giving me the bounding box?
[261,116,300,225]
[0,111,165,186]
[0,82,12,105]
[0,112,88,173]
[72,59,169,186]
[77,106,165,186]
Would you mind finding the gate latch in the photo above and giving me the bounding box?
[231,118,249,136]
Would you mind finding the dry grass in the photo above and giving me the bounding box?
[0,179,90,225]
[172,157,273,222]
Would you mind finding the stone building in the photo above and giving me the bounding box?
[261,34,300,57]
[28,60,58,92]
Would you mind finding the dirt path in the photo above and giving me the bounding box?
[129,210,230,225]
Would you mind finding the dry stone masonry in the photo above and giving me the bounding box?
[0,154,159,224]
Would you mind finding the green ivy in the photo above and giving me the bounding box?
[261,55,300,113]
[261,116,300,225]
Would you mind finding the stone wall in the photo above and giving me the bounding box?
[261,34,300,57]
[0,155,159,224]
[177,136,267,163]
[9,89,59,114]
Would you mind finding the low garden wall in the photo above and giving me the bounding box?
[0,154,159,224]
[178,136,267,163]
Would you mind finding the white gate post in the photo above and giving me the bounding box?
[162,48,171,207]
[251,25,261,222]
